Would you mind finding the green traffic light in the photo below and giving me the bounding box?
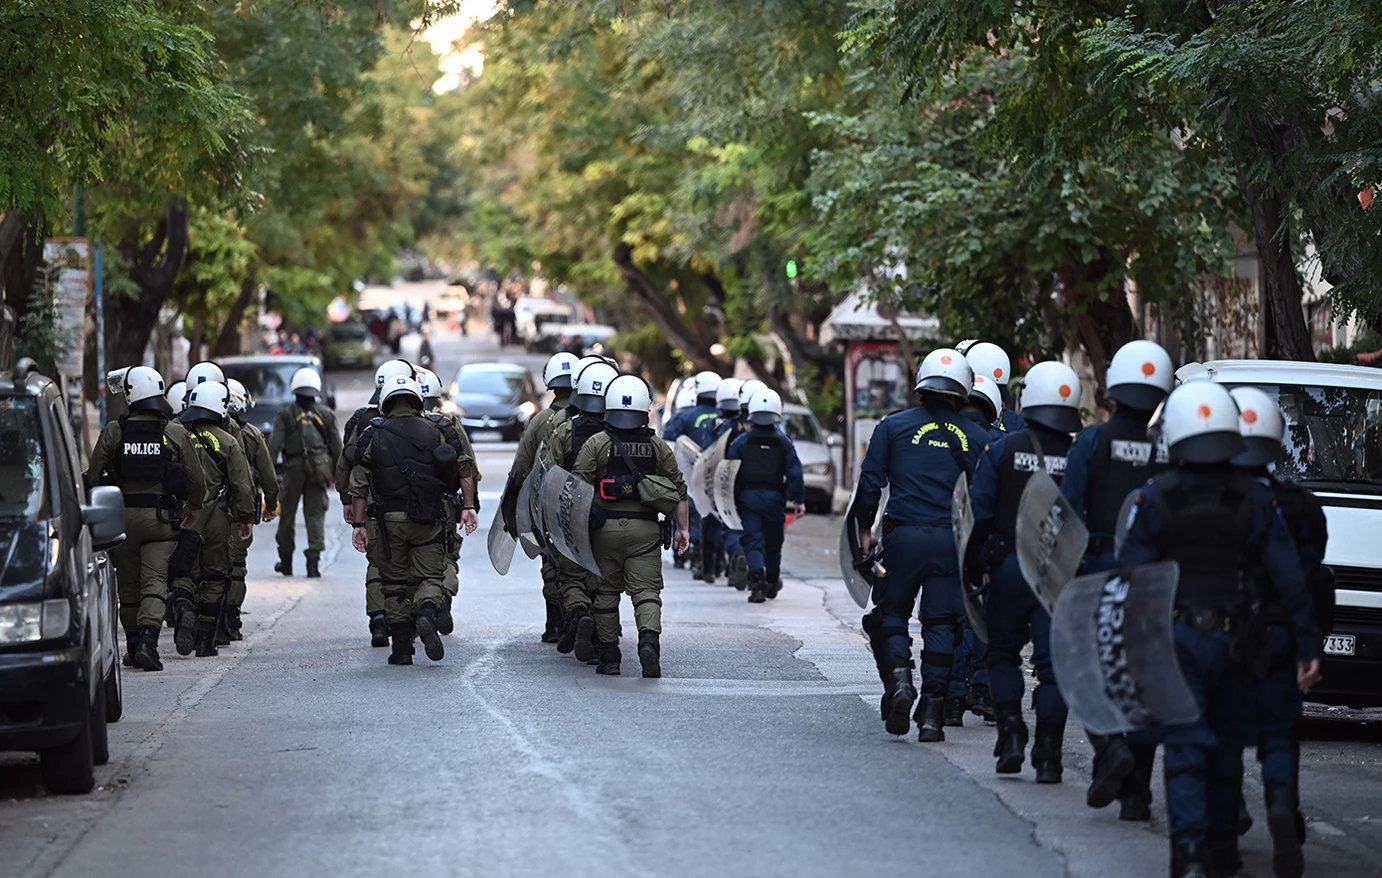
[785,259,798,279]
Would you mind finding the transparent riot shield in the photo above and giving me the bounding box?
[673,436,699,489]
[689,432,728,518]
[540,465,603,577]
[952,472,987,642]
[712,459,743,531]
[1113,489,1139,559]
[1049,562,1199,735]
[1015,471,1090,611]
[486,501,517,575]
[514,463,545,560]
[839,480,888,609]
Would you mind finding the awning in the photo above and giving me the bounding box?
[819,290,940,345]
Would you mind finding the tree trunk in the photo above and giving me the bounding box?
[212,262,257,358]
[0,210,47,368]
[104,202,190,374]
[611,243,730,374]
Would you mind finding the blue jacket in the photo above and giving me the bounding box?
[961,409,1005,443]
[728,425,806,505]
[996,408,1026,435]
[663,403,721,448]
[1060,408,1152,523]
[857,405,991,527]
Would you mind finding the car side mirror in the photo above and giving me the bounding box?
[826,433,844,448]
[82,485,126,551]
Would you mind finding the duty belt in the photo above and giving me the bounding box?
[882,516,951,534]
[123,493,175,509]
[599,509,659,522]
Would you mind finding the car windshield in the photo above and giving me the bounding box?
[784,412,823,445]
[0,397,46,518]
[454,369,525,400]
[1227,382,1382,485]
[222,362,309,402]
[329,324,368,341]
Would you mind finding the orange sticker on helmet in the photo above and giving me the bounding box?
[994,367,1004,378]
[940,355,952,365]
[1197,404,1212,419]
[1142,362,1156,376]
[1059,384,1072,399]
[1242,409,1258,424]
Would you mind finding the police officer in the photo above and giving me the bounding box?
[664,371,724,582]
[348,376,461,665]
[968,361,1082,780]
[179,381,257,657]
[1061,338,1174,818]
[1118,381,1322,878]
[502,352,581,641]
[87,367,207,671]
[573,375,690,677]
[543,361,619,660]
[418,366,480,634]
[270,367,341,578]
[714,378,751,589]
[958,340,1025,434]
[853,349,990,740]
[727,388,805,603]
[340,360,416,646]
[224,378,278,642]
[166,380,188,413]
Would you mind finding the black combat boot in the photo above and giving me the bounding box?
[673,553,686,570]
[573,612,597,663]
[638,630,662,678]
[1119,761,1153,822]
[968,684,995,722]
[943,696,966,727]
[1265,786,1305,878]
[916,696,946,743]
[595,643,622,675]
[747,570,767,603]
[1206,845,1243,878]
[884,668,917,736]
[1031,722,1064,784]
[584,635,604,665]
[728,552,748,590]
[274,554,293,576]
[1087,733,1136,808]
[994,709,1028,773]
[556,610,579,654]
[225,605,244,641]
[765,574,782,599]
[1170,843,1210,878]
[133,626,164,672]
[541,599,562,643]
[415,606,445,662]
[369,613,391,648]
[173,596,197,656]
[194,619,219,657]
[214,611,233,646]
[436,594,454,635]
[304,551,321,578]
[388,622,415,665]
[123,632,138,668]
[699,544,717,584]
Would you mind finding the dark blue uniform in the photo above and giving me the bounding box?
[728,425,805,585]
[1062,408,1168,572]
[856,405,990,698]
[666,401,725,577]
[718,416,750,562]
[953,408,1004,707]
[995,407,1026,435]
[1119,468,1319,859]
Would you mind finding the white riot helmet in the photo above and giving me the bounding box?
[605,375,653,429]
[380,375,424,409]
[186,361,225,388]
[694,370,722,404]
[747,388,784,425]
[290,367,322,398]
[1160,381,1244,464]
[416,367,443,402]
[968,374,1001,423]
[1019,361,1083,433]
[1107,340,1174,412]
[1229,387,1285,468]
[673,381,698,413]
[372,359,415,405]
[961,340,1012,387]
[166,381,188,412]
[738,378,766,409]
[543,352,580,390]
[717,378,744,415]
[226,378,249,415]
[574,362,619,414]
[914,348,972,403]
[125,366,173,414]
[184,381,230,421]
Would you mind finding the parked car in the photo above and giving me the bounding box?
[513,297,575,343]
[321,321,377,371]
[782,403,843,513]
[0,361,126,794]
[1192,359,1382,707]
[444,362,539,442]
[219,355,335,440]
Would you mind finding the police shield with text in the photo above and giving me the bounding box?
[714,377,749,589]
[1116,381,1322,878]
[968,361,1082,782]
[665,371,725,582]
[851,349,990,741]
[727,388,806,603]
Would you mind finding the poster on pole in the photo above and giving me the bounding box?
[43,240,91,432]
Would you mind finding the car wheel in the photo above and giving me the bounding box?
[90,681,110,766]
[105,650,123,723]
[39,685,97,794]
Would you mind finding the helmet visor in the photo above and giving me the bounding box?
[1169,430,1244,464]
[1107,382,1167,413]
[1022,405,1083,435]
[605,409,647,430]
[916,375,967,400]
[1229,435,1281,468]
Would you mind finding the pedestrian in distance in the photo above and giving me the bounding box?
[726,388,805,603]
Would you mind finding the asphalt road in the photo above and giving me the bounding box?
[3,320,1381,878]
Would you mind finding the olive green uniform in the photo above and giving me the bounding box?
[506,393,573,632]
[572,431,687,645]
[339,405,384,617]
[87,413,207,635]
[541,413,596,617]
[229,417,278,612]
[183,421,257,628]
[270,399,341,568]
[426,408,477,597]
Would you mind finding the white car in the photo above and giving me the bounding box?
[513,297,575,342]
[782,403,843,512]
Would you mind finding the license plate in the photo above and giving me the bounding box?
[1324,634,1356,656]
[469,430,503,442]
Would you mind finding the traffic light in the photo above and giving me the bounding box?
[785,259,798,279]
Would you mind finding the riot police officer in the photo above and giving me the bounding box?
[573,375,690,678]
[270,368,341,578]
[958,340,1025,434]
[224,378,278,642]
[665,371,724,582]
[348,376,462,665]
[1118,381,1321,878]
[166,380,188,413]
[502,352,580,641]
[968,361,1083,781]
[852,349,990,741]
[715,378,749,589]
[87,367,207,671]
[543,361,619,660]
[1061,339,1174,818]
[418,367,480,634]
[727,388,805,603]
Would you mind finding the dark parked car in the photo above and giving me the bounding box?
[219,355,335,439]
[444,362,539,442]
[0,361,126,794]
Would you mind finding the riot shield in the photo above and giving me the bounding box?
[514,463,545,560]
[1015,471,1089,611]
[712,459,743,531]
[540,465,603,577]
[839,480,888,609]
[689,432,728,518]
[673,436,699,489]
[1112,489,1139,559]
[1049,562,1199,735]
[952,472,987,643]
[486,501,517,575]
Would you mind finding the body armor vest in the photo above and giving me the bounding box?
[1152,469,1256,611]
[366,415,445,520]
[993,427,1073,540]
[344,405,380,445]
[605,427,658,477]
[738,429,788,491]
[116,416,170,482]
[1086,416,1168,536]
[566,416,606,470]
